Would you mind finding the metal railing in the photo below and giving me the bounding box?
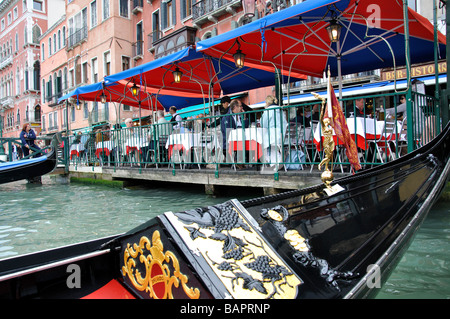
[63,92,441,174]
[0,136,68,171]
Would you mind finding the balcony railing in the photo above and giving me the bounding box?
[132,40,144,59]
[132,0,143,14]
[47,92,63,106]
[0,54,13,70]
[192,0,242,24]
[67,26,88,49]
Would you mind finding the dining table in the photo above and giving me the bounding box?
[227,127,267,162]
[95,141,116,159]
[125,137,147,156]
[313,117,402,150]
[69,144,85,160]
[165,132,202,161]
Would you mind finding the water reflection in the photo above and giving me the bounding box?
[0,180,255,259]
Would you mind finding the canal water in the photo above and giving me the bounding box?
[0,179,448,299]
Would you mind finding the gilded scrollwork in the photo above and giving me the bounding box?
[121,230,200,299]
[172,202,302,299]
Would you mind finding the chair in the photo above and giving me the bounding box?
[369,121,397,163]
[309,120,323,172]
[201,131,223,164]
[285,124,305,170]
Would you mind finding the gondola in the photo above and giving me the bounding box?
[0,139,57,185]
[0,123,448,300]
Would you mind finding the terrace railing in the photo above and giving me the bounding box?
[64,92,440,175]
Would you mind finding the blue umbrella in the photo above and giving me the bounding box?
[196,0,446,97]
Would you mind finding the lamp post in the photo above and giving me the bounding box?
[172,67,183,83]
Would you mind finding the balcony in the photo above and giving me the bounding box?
[0,54,13,70]
[67,26,88,50]
[192,0,242,27]
[132,0,143,14]
[0,96,14,109]
[47,92,63,107]
[151,26,196,60]
[132,40,144,60]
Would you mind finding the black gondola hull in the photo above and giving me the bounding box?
[0,124,448,299]
[0,145,57,184]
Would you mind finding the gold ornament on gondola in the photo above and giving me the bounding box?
[267,209,283,221]
[312,91,335,188]
[121,230,200,299]
[284,230,309,252]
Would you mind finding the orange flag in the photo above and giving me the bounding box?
[324,73,361,172]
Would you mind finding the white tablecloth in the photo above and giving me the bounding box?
[165,133,202,150]
[313,117,402,150]
[69,144,85,158]
[228,127,267,144]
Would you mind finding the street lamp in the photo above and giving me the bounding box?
[233,49,246,68]
[326,18,342,43]
[233,39,245,68]
[131,83,139,97]
[172,67,183,83]
[100,92,107,104]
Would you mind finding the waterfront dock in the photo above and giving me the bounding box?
[67,165,332,195]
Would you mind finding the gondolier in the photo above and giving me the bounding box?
[19,123,41,158]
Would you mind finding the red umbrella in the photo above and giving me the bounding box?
[197,0,446,97]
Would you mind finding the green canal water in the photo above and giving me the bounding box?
[0,179,448,299]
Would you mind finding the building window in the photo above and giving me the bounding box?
[102,0,110,20]
[35,105,41,122]
[33,0,43,11]
[32,25,41,44]
[83,103,88,119]
[122,56,130,71]
[13,7,18,20]
[41,43,45,61]
[104,51,110,77]
[90,0,97,28]
[92,57,98,82]
[41,114,46,131]
[119,0,128,18]
[68,8,88,47]
[161,1,176,29]
[15,33,19,52]
[82,62,88,83]
[180,0,192,20]
[62,26,66,46]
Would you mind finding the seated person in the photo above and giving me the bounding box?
[144,110,171,163]
[260,95,288,168]
[221,99,249,163]
[347,98,368,118]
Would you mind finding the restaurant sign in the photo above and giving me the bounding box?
[381,61,447,81]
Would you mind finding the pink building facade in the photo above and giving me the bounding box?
[0,0,48,139]
[38,0,281,135]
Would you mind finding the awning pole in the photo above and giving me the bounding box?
[275,68,282,105]
[403,0,413,153]
[434,0,440,101]
[443,0,450,127]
